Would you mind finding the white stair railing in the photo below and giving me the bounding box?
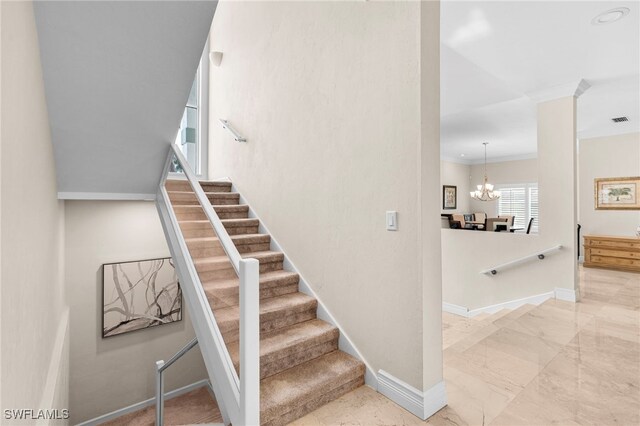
[155,144,259,425]
[480,245,563,276]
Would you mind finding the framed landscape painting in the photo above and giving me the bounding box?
[443,185,457,210]
[595,177,640,210]
[102,257,182,338]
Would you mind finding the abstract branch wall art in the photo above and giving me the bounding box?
[102,257,182,338]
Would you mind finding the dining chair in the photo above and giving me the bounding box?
[526,217,535,234]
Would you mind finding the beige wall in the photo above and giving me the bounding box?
[209,1,442,391]
[578,132,640,247]
[443,96,578,309]
[65,201,207,423]
[0,1,69,422]
[440,160,470,214]
[469,158,538,215]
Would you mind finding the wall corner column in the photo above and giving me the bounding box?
[530,79,589,302]
[420,0,446,419]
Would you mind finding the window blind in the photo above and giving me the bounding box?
[496,183,538,233]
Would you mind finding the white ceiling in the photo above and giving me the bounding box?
[441,1,640,163]
[35,1,217,196]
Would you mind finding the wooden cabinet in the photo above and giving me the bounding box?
[584,235,640,273]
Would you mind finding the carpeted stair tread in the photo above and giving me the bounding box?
[260,351,365,425]
[221,218,260,227]
[228,319,339,379]
[193,251,284,277]
[215,292,318,342]
[193,250,283,267]
[173,204,249,212]
[177,218,259,230]
[202,270,300,309]
[185,233,270,247]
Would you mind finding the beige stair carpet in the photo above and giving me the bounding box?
[166,180,365,426]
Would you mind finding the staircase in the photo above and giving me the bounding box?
[165,179,365,426]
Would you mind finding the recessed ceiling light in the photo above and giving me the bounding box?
[591,7,630,25]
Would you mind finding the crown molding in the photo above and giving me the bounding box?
[526,79,591,103]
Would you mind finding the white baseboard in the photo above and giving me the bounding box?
[555,287,577,302]
[442,302,469,317]
[231,181,379,389]
[443,291,555,318]
[423,380,448,419]
[76,380,211,426]
[377,370,446,420]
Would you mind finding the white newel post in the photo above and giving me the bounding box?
[239,258,260,425]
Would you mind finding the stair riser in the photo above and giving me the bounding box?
[188,246,227,258]
[225,225,260,236]
[171,199,200,206]
[182,228,216,239]
[206,283,299,310]
[263,375,365,426]
[189,242,271,258]
[165,181,192,192]
[176,211,208,221]
[215,210,249,220]
[201,183,232,193]
[220,308,317,344]
[207,194,240,205]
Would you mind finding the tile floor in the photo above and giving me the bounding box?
[108,266,639,425]
[294,266,639,425]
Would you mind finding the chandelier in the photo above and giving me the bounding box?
[470,143,501,201]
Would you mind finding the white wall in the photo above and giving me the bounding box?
[469,158,538,215]
[65,201,207,424]
[578,132,640,246]
[208,1,442,393]
[440,160,470,214]
[0,1,69,422]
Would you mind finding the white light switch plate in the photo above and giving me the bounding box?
[386,211,398,231]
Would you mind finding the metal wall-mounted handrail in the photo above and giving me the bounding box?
[481,245,563,275]
[155,144,260,426]
[219,119,247,142]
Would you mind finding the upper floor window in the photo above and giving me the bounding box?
[174,39,209,177]
[175,73,200,173]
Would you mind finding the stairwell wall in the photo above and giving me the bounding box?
[0,0,69,421]
[208,0,443,394]
[64,201,208,424]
